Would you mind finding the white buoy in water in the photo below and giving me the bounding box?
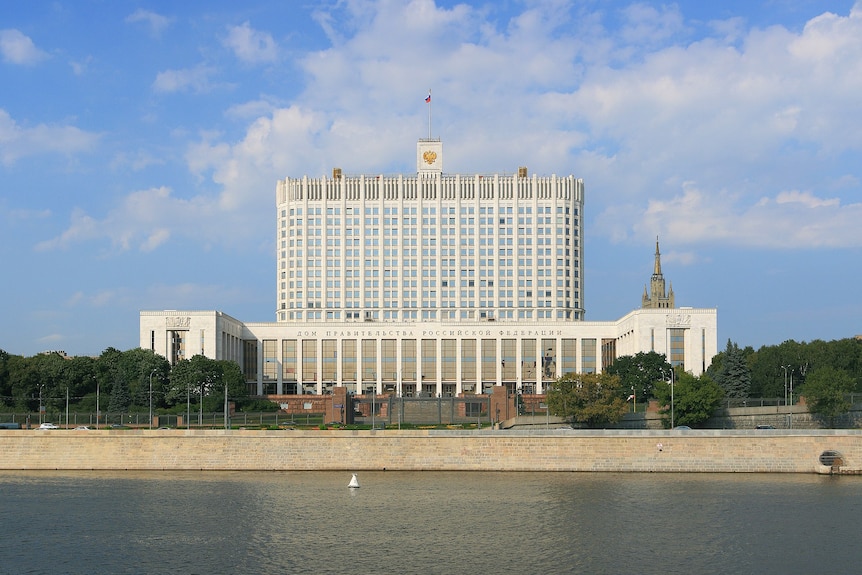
[348,473,360,488]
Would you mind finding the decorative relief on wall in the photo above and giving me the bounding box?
[422,150,437,165]
[166,316,191,327]
[665,313,691,327]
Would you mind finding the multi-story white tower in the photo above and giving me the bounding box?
[276,139,585,324]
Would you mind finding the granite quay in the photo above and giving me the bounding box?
[1,429,860,474]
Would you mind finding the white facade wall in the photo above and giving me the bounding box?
[140,308,717,395]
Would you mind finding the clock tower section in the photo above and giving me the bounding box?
[417,138,443,175]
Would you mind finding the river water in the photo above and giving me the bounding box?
[1,470,860,575]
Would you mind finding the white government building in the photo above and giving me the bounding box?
[140,137,717,396]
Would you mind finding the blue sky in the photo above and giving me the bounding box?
[1,0,860,358]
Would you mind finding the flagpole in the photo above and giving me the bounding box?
[427,89,432,139]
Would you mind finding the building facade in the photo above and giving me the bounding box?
[140,139,717,396]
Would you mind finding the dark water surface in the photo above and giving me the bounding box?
[1,470,860,575]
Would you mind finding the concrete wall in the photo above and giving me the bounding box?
[2,429,860,473]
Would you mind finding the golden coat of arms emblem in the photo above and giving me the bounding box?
[423,150,437,165]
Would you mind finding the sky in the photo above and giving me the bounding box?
[1,0,861,358]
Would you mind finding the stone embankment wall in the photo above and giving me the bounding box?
[1,429,860,473]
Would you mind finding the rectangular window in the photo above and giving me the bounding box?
[501,339,516,381]
[441,339,457,381]
[342,339,357,382]
[382,340,397,381]
[521,339,537,383]
[401,339,417,383]
[670,328,686,370]
[561,339,577,374]
[322,339,337,381]
[581,338,597,374]
[263,339,277,381]
[481,339,496,383]
[541,339,556,381]
[302,340,317,383]
[282,340,297,382]
[362,339,377,386]
[461,339,476,383]
[421,339,437,387]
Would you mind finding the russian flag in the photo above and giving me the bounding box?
[425,93,431,103]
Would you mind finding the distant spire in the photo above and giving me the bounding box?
[643,236,675,309]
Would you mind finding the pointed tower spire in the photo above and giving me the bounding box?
[643,236,675,309]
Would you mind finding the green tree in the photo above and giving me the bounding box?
[652,369,724,428]
[801,366,856,428]
[546,372,627,428]
[167,355,222,408]
[7,354,40,410]
[202,360,249,411]
[605,351,670,402]
[108,376,132,413]
[0,349,11,407]
[713,339,751,399]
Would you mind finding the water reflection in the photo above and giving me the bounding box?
[1,471,860,575]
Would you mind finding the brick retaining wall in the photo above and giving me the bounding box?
[1,429,860,473]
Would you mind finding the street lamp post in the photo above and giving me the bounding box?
[663,368,675,428]
[781,365,790,407]
[95,379,100,430]
[789,370,794,429]
[148,369,156,430]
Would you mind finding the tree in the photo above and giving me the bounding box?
[713,339,751,399]
[108,376,132,413]
[801,367,856,428]
[0,349,11,407]
[652,369,724,428]
[202,360,248,411]
[546,372,627,428]
[165,355,236,412]
[605,351,670,402]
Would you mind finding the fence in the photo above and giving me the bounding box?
[351,395,495,427]
[721,393,862,409]
[0,411,325,429]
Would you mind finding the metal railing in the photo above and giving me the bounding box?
[0,411,325,429]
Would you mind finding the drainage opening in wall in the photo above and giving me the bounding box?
[819,450,843,468]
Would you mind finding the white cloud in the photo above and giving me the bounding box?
[774,190,839,209]
[0,29,48,65]
[617,3,686,46]
[69,55,92,76]
[110,149,165,171]
[35,187,223,253]
[0,201,51,222]
[0,109,100,165]
[125,9,173,37]
[69,0,862,259]
[223,22,278,63]
[153,65,217,94]
[629,183,862,249]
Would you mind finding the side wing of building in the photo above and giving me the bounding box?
[140,308,717,396]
